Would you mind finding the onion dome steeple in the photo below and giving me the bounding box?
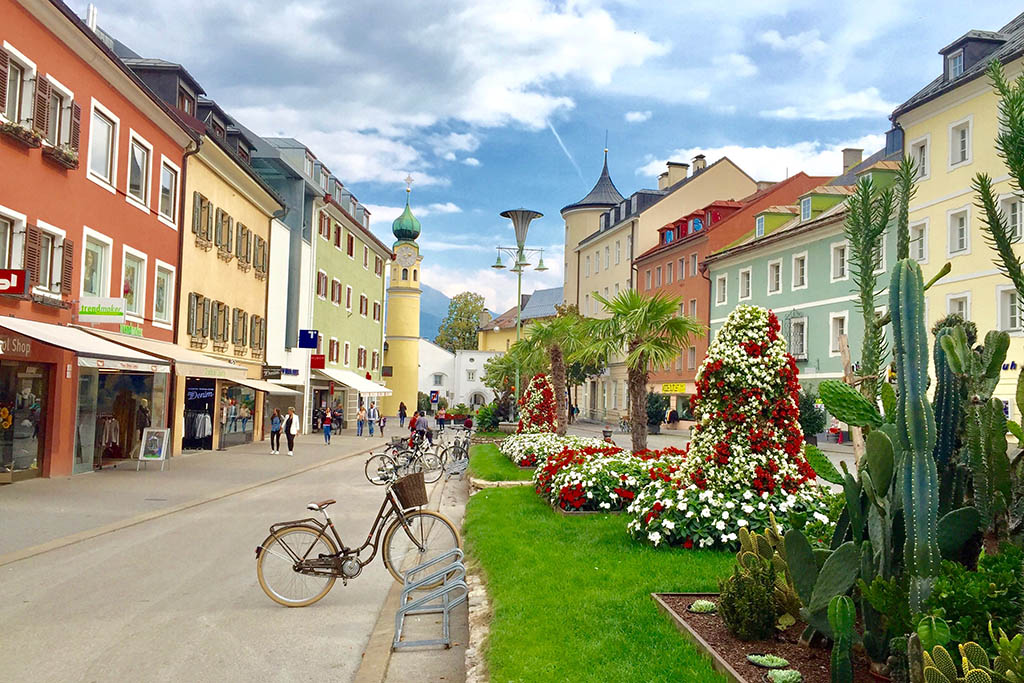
[392,177,421,242]
[560,149,625,215]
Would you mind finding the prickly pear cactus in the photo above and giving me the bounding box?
[819,379,884,428]
[828,595,856,683]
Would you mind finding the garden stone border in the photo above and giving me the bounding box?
[553,505,623,516]
[651,592,750,683]
[469,477,532,490]
[464,570,491,683]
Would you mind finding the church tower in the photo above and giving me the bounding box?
[381,185,422,418]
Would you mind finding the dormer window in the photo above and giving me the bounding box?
[800,197,812,221]
[304,153,314,177]
[177,87,195,116]
[211,119,226,139]
[663,230,674,245]
[948,50,964,79]
[755,215,765,238]
[237,145,250,164]
[319,171,329,191]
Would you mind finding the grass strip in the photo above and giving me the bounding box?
[468,443,533,482]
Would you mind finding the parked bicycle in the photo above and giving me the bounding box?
[364,434,443,485]
[439,426,471,467]
[255,472,460,607]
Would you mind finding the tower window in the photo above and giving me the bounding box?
[402,268,408,280]
[413,269,418,281]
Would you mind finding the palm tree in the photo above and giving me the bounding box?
[524,313,585,435]
[583,290,702,452]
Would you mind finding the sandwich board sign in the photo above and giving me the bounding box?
[137,428,170,471]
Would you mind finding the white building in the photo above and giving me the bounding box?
[417,339,500,409]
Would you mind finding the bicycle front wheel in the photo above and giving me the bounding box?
[256,525,338,607]
[382,510,461,583]
[416,452,444,484]
[364,453,395,486]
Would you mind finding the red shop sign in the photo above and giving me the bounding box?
[310,354,326,369]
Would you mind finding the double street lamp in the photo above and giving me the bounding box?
[492,209,546,419]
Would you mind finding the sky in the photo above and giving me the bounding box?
[72,0,1019,312]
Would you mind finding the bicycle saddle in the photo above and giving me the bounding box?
[306,499,336,511]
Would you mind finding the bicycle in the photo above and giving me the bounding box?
[619,417,629,433]
[439,427,471,466]
[255,472,460,607]
[364,435,443,485]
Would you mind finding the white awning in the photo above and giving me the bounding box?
[0,317,169,372]
[315,368,392,396]
[82,328,248,380]
[232,377,299,396]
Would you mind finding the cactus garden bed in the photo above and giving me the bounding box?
[654,594,875,683]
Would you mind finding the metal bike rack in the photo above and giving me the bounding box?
[392,548,468,650]
[444,456,469,480]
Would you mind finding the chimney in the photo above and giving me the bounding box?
[842,148,863,172]
[665,161,689,186]
[692,154,707,173]
[86,4,98,31]
[658,172,670,191]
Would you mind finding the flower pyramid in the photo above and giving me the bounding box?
[517,373,558,434]
[627,305,824,548]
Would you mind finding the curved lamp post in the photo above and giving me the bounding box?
[493,208,545,418]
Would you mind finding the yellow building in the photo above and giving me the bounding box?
[892,12,1024,412]
[381,192,422,417]
[477,286,562,352]
[564,153,757,421]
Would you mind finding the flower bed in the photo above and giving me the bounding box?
[497,432,607,467]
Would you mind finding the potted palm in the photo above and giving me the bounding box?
[646,391,669,435]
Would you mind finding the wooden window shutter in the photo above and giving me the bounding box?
[32,77,50,135]
[231,308,238,343]
[70,102,82,151]
[0,51,8,115]
[261,318,266,350]
[187,293,197,334]
[235,223,243,258]
[250,315,257,349]
[201,297,211,338]
[203,199,213,240]
[221,304,229,341]
[242,312,248,346]
[245,230,251,263]
[214,208,223,244]
[24,224,41,286]
[60,237,74,296]
[226,216,233,253]
[192,192,202,234]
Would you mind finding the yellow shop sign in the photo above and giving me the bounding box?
[661,382,687,394]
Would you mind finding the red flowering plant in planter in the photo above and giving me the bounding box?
[627,305,827,548]
[533,442,622,500]
[516,374,557,434]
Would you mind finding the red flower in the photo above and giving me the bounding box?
[683,538,694,549]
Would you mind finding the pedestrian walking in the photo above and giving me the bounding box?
[436,407,447,429]
[398,402,407,428]
[269,408,282,454]
[408,410,418,433]
[322,409,332,444]
[368,402,380,436]
[284,407,299,456]
[332,404,344,431]
[416,410,433,446]
[378,415,387,437]
[357,404,367,436]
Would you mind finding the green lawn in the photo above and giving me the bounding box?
[473,430,506,440]
[464,486,735,682]
[468,443,533,482]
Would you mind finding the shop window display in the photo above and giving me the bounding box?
[220,383,255,448]
[183,378,215,451]
[74,369,167,472]
[0,362,49,481]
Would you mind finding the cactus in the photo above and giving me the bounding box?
[828,595,856,683]
[820,379,884,427]
[784,529,860,638]
[736,515,802,624]
[932,327,963,469]
[888,636,910,683]
[891,259,941,611]
[922,643,993,683]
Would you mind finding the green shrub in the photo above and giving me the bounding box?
[476,403,499,430]
[719,561,778,641]
[923,544,1024,651]
[646,392,669,426]
[797,389,826,439]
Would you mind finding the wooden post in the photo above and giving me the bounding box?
[838,334,865,467]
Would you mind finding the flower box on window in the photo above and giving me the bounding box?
[0,121,42,148]
[41,144,79,169]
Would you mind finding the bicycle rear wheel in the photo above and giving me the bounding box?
[417,452,443,483]
[256,525,338,607]
[382,510,461,583]
[365,453,396,485]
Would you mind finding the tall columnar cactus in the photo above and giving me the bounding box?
[828,595,856,683]
[890,259,940,611]
[932,327,962,469]
[965,398,1012,537]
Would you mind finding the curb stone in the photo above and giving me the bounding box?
[469,477,532,490]
[465,570,491,683]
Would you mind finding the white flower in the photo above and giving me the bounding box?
[721,510,730,520]
[701,507,712,518]
[648,531,662,546]
[715,520,726,531]
[813,511,830,524]
[742,505,754,514]
[737,519,748,527]
[662,519,675,531]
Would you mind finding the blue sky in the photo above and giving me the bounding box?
[73,0,1018,311]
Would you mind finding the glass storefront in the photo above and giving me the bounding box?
[183,378,215,451]
[220,382,255,448]
[73,369,168,472]
[0,361,50,481]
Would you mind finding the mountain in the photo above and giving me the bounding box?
[420,284,450,341]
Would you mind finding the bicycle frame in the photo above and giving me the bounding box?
[259,487,426,577]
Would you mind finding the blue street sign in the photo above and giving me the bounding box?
[298,330,319,349]
[429,390,439,404]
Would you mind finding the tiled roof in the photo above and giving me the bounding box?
[483,305,522,331]
[893,11,1024,118]
[761,205,799,214]
[862,160,901,172]
[519,287,563,321]
[708,202,849,263]
[808,185,857,195]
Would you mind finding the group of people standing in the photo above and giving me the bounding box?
[268,407,300,456]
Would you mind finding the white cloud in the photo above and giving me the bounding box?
[711,53,757,78]
[462,157,481,167]
[757,29,827,58]
[426,132,481,158]
[760,87,895,121]
[625,110,652,123]
[426,202,462,214]
[635,134,885,182]
[363,201,463,223]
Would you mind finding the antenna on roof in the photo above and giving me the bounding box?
[604,129,609,154]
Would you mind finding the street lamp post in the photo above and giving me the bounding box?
[492,208,546,421]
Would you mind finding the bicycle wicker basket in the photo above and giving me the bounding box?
[392,472,428,508]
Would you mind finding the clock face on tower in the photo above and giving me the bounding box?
[396,245,417,266]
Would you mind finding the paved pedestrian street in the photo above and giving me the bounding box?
[1,439,398,682]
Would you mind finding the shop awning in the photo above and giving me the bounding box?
[232,377,299,396]
[315,368,392,396]
[81,328,247,380]
[0,317,170,372]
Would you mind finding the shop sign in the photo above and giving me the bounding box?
[138,428,170,471]
[310,354,326,369]
[281,367,299,376]
[661,382,687,394]
[0,269,28,296]
[329,381,335,396]
[78,296,126,323]
[0,332,32,357]
[298,330,319,349]
[262,365,282,380]
[119,323,144,337]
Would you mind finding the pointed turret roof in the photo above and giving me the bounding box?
[560,150,625,215]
